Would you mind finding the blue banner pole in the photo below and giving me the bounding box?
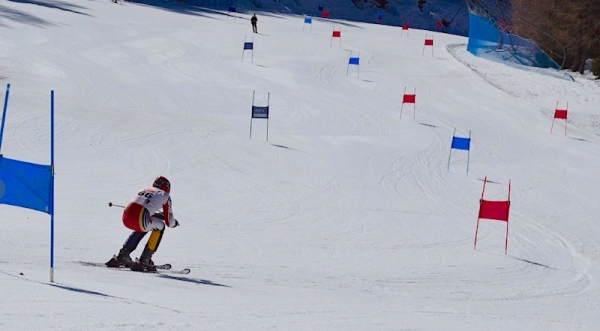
[50,90,55,283]
[346,52,351,76]
[447,128,455,171]
[466,130,471,175]
[0,84,11,153]
[242,36,246,62]
[266,93,270,142]
[249,90,255,139]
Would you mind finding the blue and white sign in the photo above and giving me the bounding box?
[252,106,269,118]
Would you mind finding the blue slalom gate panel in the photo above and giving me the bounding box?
[467,13,559,69]
[304,17,312,24]
[252,106,269,118]
[348,57,359,65]
[244,42,253,50]
[228,6,236,12]
[0,156,52,214]
[451,136,471,151]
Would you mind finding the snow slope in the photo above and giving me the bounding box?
[126,0,480,35]
[1,1,599,330]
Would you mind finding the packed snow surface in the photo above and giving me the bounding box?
[1,1,599,330]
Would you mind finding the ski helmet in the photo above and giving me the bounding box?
[153,176,171,193]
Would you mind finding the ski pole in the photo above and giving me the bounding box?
[108,202,126,208]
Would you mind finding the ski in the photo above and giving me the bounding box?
[131,267,190,275]
[79,261,190,275]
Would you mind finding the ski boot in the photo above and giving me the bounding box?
[131,247,156,272]
[105,246,134,268]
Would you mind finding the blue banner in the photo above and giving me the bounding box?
[252,106,269,118]
[349,57,359,65]
[467,13,559,69]
[244,42,253,50]
[451,136,471,151]
[0,156,52,214]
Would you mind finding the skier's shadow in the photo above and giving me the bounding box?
[159,275,230,287]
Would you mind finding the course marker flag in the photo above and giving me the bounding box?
[447,129,472,174]
[303,17,312,32]
[550,101,568,135]
[331,28,341,48]
[249,90,270,141]
[0,84,56,282]
[423,35,434,56]
[400,87,416,120]
[401,24,409,37]
[347,52,360,77]
[227,6,237,21]
[474,177,512,255]
[242,36,254,62]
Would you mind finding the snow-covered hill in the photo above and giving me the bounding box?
[1,0,599,330]
[134,0,488,35]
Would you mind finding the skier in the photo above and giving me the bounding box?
[251,14,258,33]
[106,176,179,271]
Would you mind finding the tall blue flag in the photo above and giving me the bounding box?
[0,156,52,214]
[451,136,471,150]
[447,129,472,174]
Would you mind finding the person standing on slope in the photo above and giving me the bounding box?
[251,14,258,33]
[106,176,179,271]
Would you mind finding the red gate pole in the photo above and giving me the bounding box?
[504,180,511,255]
[474,176,488,249]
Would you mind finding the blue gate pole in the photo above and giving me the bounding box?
[50,90,55,282]
[466,130,471,175]
[0,84,11,153]
[447,128,455,171]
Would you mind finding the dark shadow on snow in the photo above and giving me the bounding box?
[48,282,181,312]
[8,0,92,16]
[118,0,365,29]
[511,257,556,269]
[159,274,230,287]
[570,137,587,142]
[477,178,501,184]
[0,4,55,27]
[49,283,111,297]
[127,0,241,20]
[271,144,298,151]
[314,17,364,29]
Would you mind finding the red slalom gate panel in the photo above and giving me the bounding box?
[400,87,416,120]
[474,177,512,255]
[331,29,341,48]
[422,35,434,56]
[550,101,568,135]
[401,24,409,37]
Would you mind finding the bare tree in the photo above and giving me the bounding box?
[512,0,600,72]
